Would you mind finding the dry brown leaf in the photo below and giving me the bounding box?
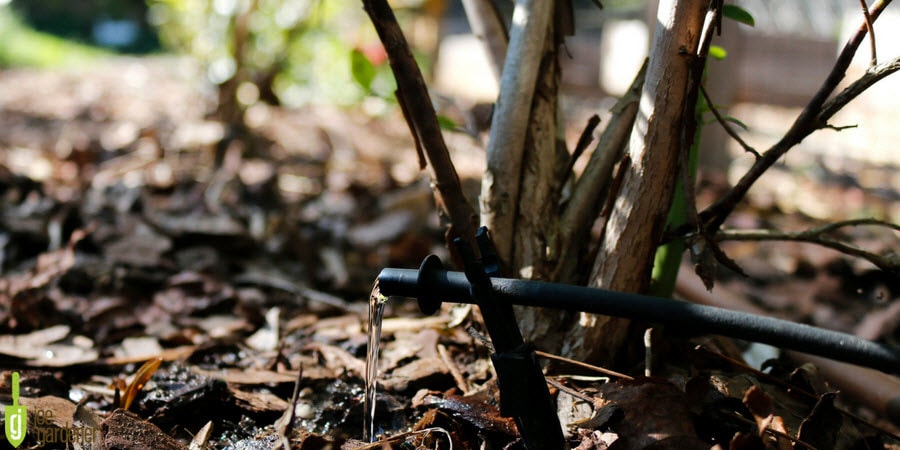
[742,385,774,436]
[230,386,291,412]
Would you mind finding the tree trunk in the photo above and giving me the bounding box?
[479,0,554,267]
[488,0,708,366]
[509,5,574,353]
[559,0,708,365]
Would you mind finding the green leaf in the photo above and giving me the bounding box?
[708,45,727,60]
[437,115,458,131]
[723,4,755,27]
[723,115,749,130]
[350,49,376,92]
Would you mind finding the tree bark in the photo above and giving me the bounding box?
[510,9,574,352]
[479,0,554,265]
[559,0,709,365]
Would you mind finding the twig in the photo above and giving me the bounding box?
[713,218,900,274]
[273,366,304,450]
[819,55,900,122]
[859,0,878,66]
[535,350,633,380]
[461,0,508,84]
[437,344,470,394]
[354,428,454,450]
[699,0,893,232]
[362,0,479,247]
[792,217,899,234]
[823,123,859,132]
[561,114,601,183]
[726,413,817,450]
[545,377,595,403]
[678,3,723,287]
[699,85,759,158]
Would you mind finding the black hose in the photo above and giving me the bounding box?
[378,255,900,374]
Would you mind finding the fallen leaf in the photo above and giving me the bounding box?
[592,378,708,449]
[191,367,299,385]
[101,409,187,450]
[231,386,290,412]
[0,325,99,366]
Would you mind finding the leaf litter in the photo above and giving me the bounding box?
[0,58,898,449]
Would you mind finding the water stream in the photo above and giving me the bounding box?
[363,280,388,443]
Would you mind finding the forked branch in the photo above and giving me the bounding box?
[699,0,893,232]
[714,218,900,275]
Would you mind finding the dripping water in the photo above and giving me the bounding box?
[363,279,388,443]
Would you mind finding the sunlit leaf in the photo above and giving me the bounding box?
[708,45,727,60]
[723,4,755,27]
[121,357,163,410]
[350,48,376,92]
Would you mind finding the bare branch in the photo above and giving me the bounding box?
[859,0,878,66]
[794,217,899,234]
[699,0,893,232]
[700,85,760,158]
[461,0,508,84]
[362,0,479,246]
[819,55,900,122]
[565,114,602,179]
[714,219,900,274]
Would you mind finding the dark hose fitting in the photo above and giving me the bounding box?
[377,254,448,315]
[377,255,900,375]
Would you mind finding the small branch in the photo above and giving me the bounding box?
[725,413,818,450]
[681,4,718,232]
[362,0,479,246]
[461,0,508,84]
[535,350,633,380]
[700,85,760,158]
[859,0,878,66]
[819,55,900,123]
[699,0,892,232]
[803,217,900,234]
[561,114,601,182]
[823,123,859,132]
[713,218,900,274]
[545,378,595,403]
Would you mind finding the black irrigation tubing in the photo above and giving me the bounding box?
[378,254,900,375]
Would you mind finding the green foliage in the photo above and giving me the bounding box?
[721,115,747,130]
[351,48,377,92]
[436,114,459,132]
[722,4,754,27]
[708,45,727,60]
[147,0,391,106]
[0,6,110,68]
